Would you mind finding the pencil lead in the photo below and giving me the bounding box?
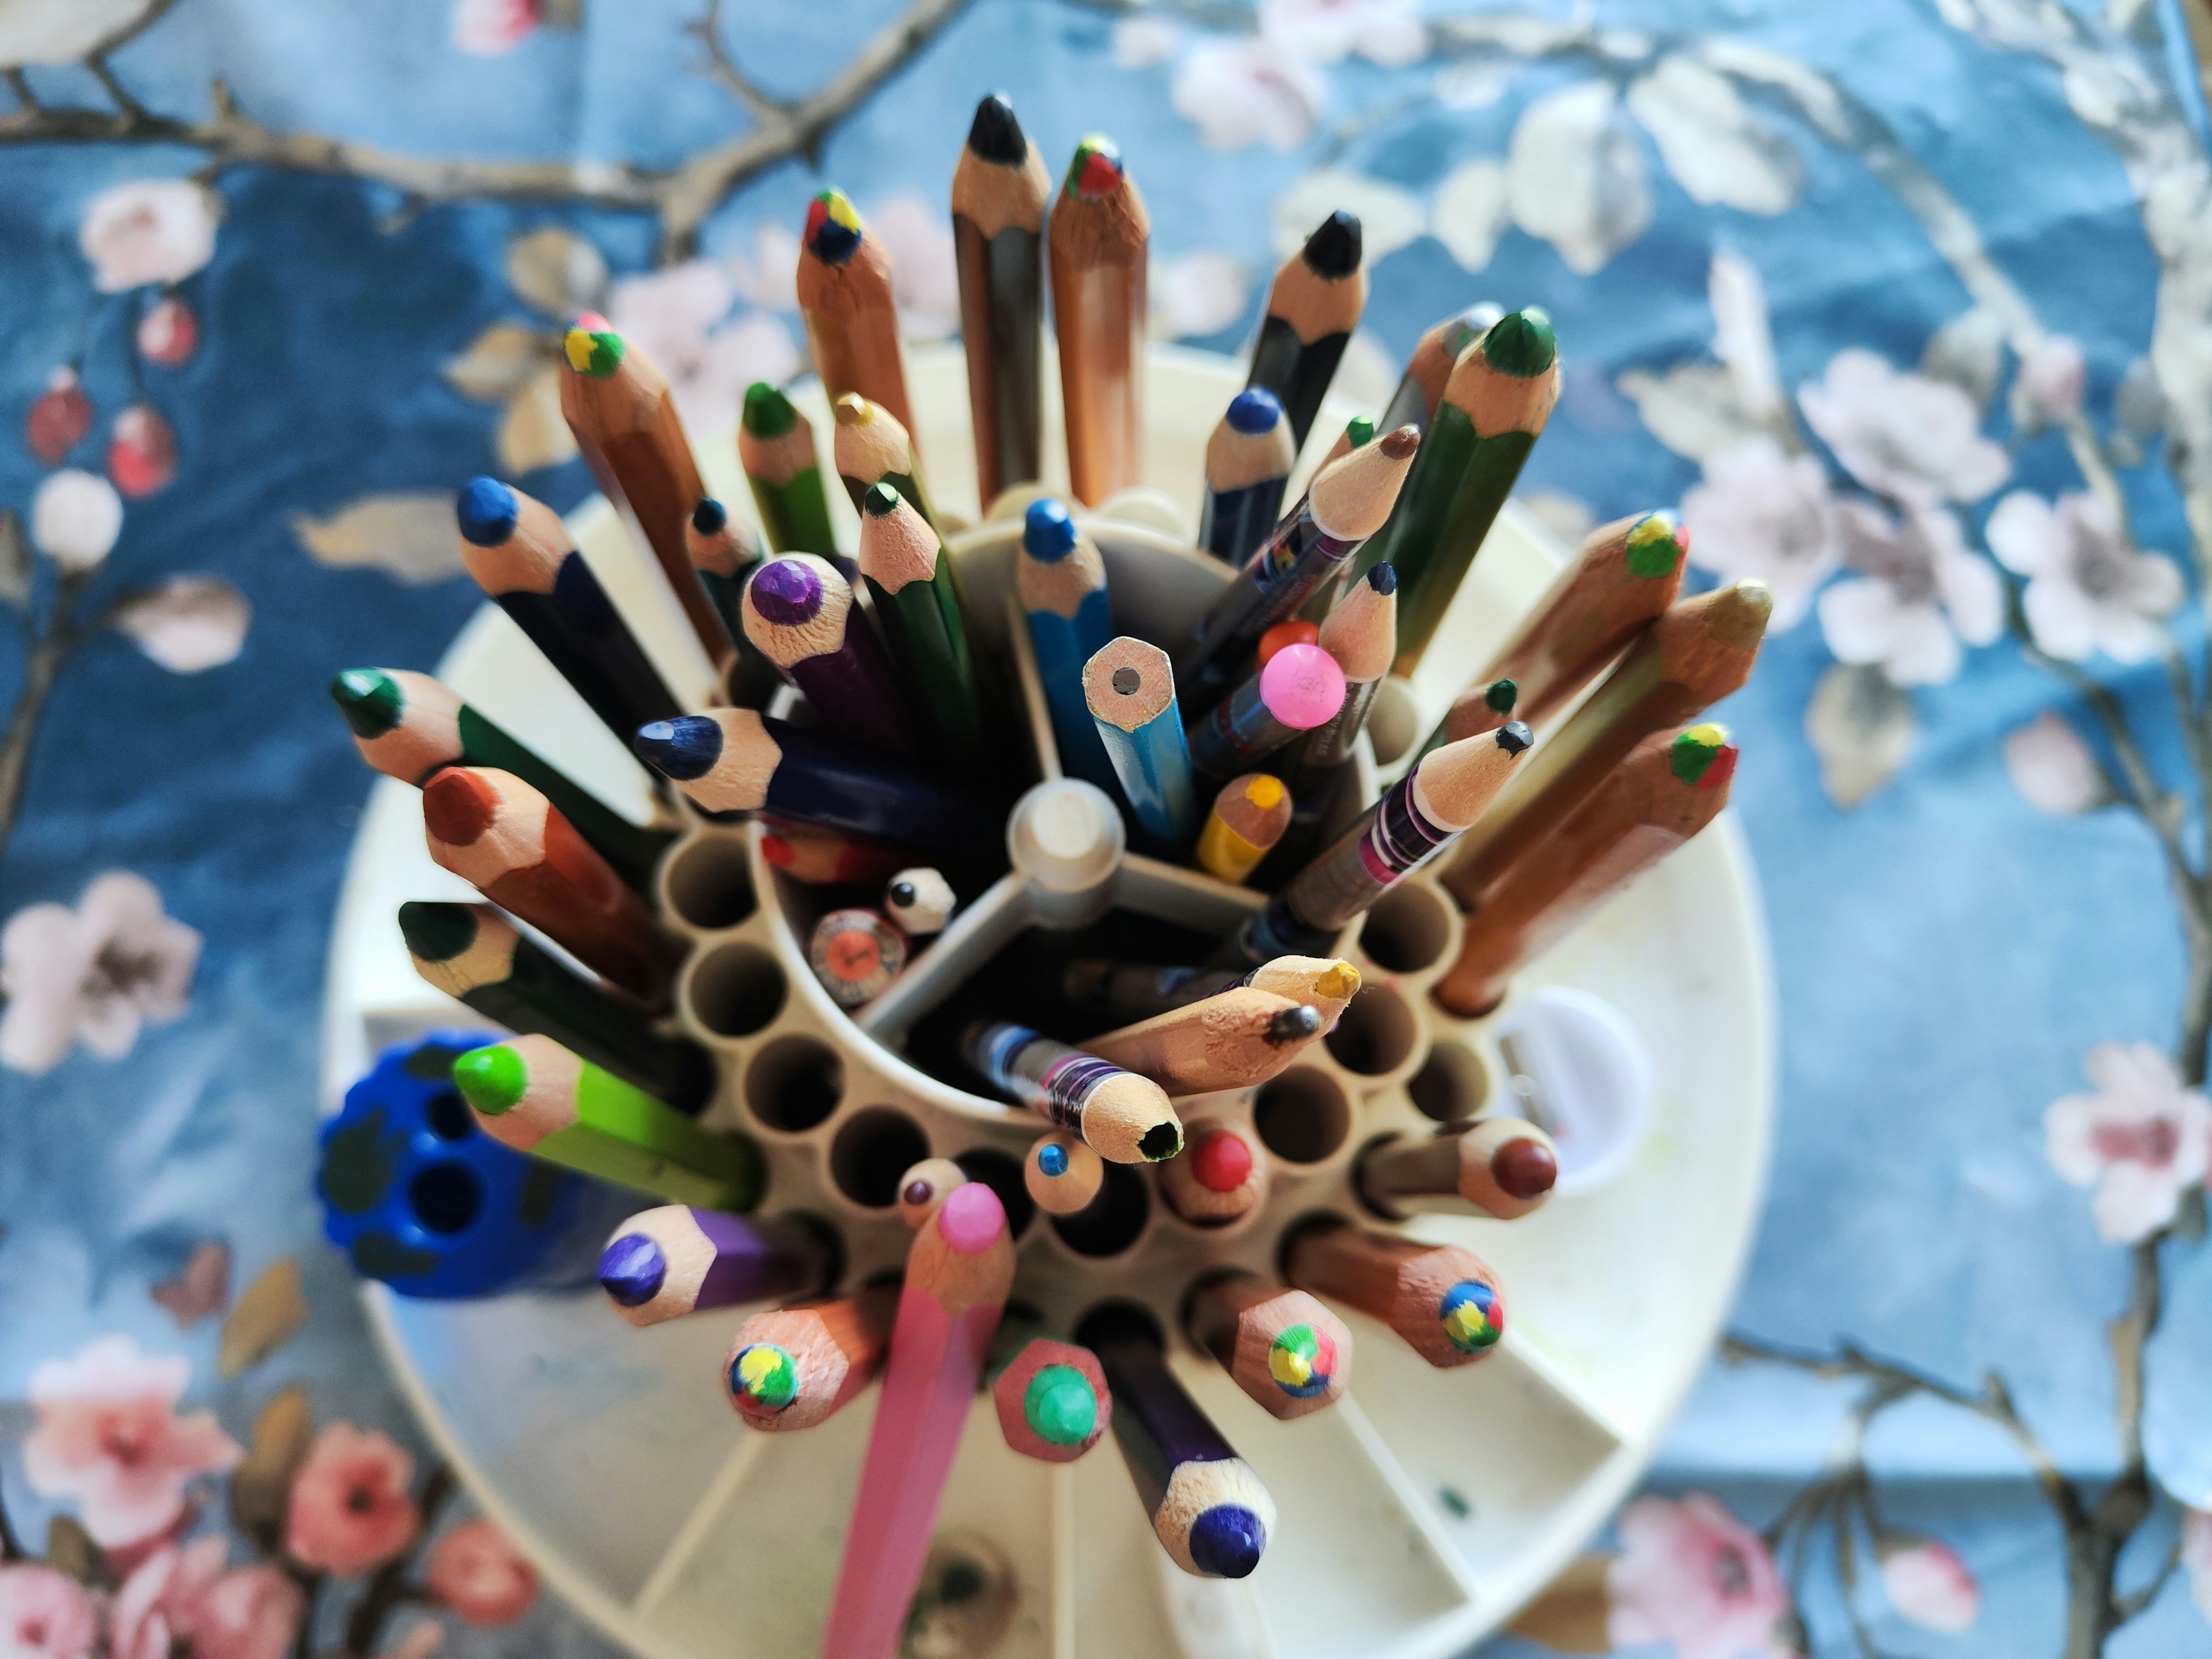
[328,669,400,736]
[1343,414,1374,449]
[1484,677,1518,713]
[395,900,472,961]
[1493,1136,1558,1200]
[741,381,798,437]
[1377,423,1419,459]
[632,715,721,781]
[1021,497,1077,561]
[1266,1005,1322,1044]
[1064,134,1124,199]
[1495,721,1533,755]
[862,481,902,518]
[690,496,728,535]
[1671,723,1737,788]
[562,313,624,378]
[1225,387,1283,434]
[1625,510,1685,577]
[966,92,1027,165]
[452,1044,526,1115]
[1364,562,1397,596]
[1300,210,1361,278]
[597,1234,666,1306]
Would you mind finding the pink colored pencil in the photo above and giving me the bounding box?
[820,1181,1014,1658]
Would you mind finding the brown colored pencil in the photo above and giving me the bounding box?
[1185,1272,1351,1420]
[954,93,1051,506]
[1049,135,1149,505]
[1157,1116,1269,1226]
[1246,211,1366,451]
[833,393,937,528]
[1357,1116,1560,1220]
[1085,987,1323,1094]
[796,188,915,438]
[1281,1218,1505,1368]
[724,1289,899,1431]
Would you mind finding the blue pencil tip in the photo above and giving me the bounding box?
[1224,388,1283,435]
[1022,498,1078,562]
[456,477,519,547]
[1365,562,1397,596]
[598,1234,667,1306]
[632,715,724,781]
[1189,1506,1266,1578]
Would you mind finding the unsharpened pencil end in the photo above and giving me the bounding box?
[452,1043,526,1116]
[1224,387,1283,435]
[1024,1365,1099,1445]
[456,477,518,547]
[741,381,798,438]
[329,668,400,737]
[396,900,472,963]
[967,92,1028,164]
[1188,1506,1267,1579]
[597,1233,667,1306]
[1492,1137,1558,1200]
[1301,209,1362,279]
[691,497,728,535]
[1022,497,1078,562]
[632,715,723,782]
[1480,308,1556,377]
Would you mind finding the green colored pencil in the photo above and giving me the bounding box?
[855,483,986,769]
[739,382,838,555]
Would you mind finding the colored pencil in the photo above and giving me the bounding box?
[684,498,783,710]
[1024,1131,1104,1215]
[1225,722,1531,965]
[1017,497,1119,793]
[1061,955,1360,1028]
[1049,135,1149,505]
[1436,724,1738,1015]
[961,1020,1183,1164]
[1356,1116,1560,1221]
[760,820,911,888]
[884,867,956,936]
[897,1157,969,1229]
[1288,562,1397,781]
[597,1206,836,1327]
[1435,582,1770,903]
[1281,1218,1505,1368]
[739,382,838,556]
[556,313,729,661]
[1185,641,1346,782]
[1317,412,1376,469]
[1084,637,1196,845]
[1247,210,1365,450]
[1086,988,1323,1095]
[1181,426,1419,704]
[454,476,683,745]
[332,666,671,891]
[1378,302,1501,435]
[796,188,915,438]
[808,907,907,1009]
[1256,618,1318,665]
[857,483,987,770]
[990,1333,1109,1462]
[821,1181,1015,1659]
[1196,774,1291,884]
[452,1033,760,1209]
[1184,1271,1350,1420]
[631,709,1001,854]
[1450,510,1690,736]
[834,393,938,529]
[1198,388,1294,566]
[954,92,1051,506]
[397,900,712,1112]
[422,766,682,1009]
[725,1288,899,1431]
[1157,1116,1268,1227]
[743,551,916,752]
[1076,1305,1275,1579]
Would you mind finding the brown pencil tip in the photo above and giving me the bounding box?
[1377,425,1419,460]
[422,769,498,846]
[1710,579,1775,648]
[1492,1137,1558,1199]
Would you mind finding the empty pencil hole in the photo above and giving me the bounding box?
[744,1036,843,1133]
[1253,1069,1351,1165]
[688,944,786,1037]
[1359,883,1452,975]
[953,1147,1036,1240]
[1365,677,1421,767]
[664,836,757,931]
[1324,986,1418,1077]
[830,1109,929,1209]
[1050,1162,1148,1257]
[407,1164,481,1236]
[422,1090,474,1142]
[1408,1041,1488,1124]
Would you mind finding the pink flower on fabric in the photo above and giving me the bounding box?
[1150,251,1251,340]
[1607,1493,1787,1659]
[380,1620,447,1659]
[0,872,202,1075]
[427,1518,538,1626]
[450,0,539,56]
[0,1567,96,1659]
[1797,349,2009,506]
[191,1564,305,1659]
[1985,490,2183,665]
[2046,1043,2212,1244]
[865,195,960,343]
[20,1336,240,1549]
[1260,0,1426,67]
[607,262,799,434]
[78,180,219,294]
[1878,1538,1978,1632]
[2013,335,2085,426]
[1681,437,1841,630]
[1815,501,2002,687]
[2183,1508,2212,1621]
[285,1423,421,1577]
[1171,37,1326,153]
[2002,710,2107,817]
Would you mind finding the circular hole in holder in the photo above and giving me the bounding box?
[830,1109,930,1209]
[1359,882,1453,975]
[1323,985,1419,1076]
[744,1036,844,1133]
[422,1089,474,1142]
[1407,1041,1489,1124]
[664,836,758,931]
[690,943,787,1037]
[1049,1161,1149,1258]
[1365,677,1421,767]
[1252,1068,1351,1166]
[953,1148,1036,1240]
[407,1164,482,1235]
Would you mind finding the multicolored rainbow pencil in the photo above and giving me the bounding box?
[1195,773,1292,884]
[742,552,916,753]
[834,393,937,529]
[683,499,782,710]
[1198,388,1294,566]
[953,93,1051,506]
[1246,211,1365,450]
[1156,1116,1269,1227]
[1185,641,1346,782]
[796,188,915,438]
[1049,135,1148,505]
[724,1289,898,1431]
[1084,636,1196,846]
[739,382,838,556]
[597,1206,835,1327]
[990,1331,1109,1463]
[857,483,986,768]
[1356,1116,1560,1221]
[961,1020,1183,1164]
[1017,498,1118,793]
[1184,1271,1351,1420]
[1085,988,1322,1095]
[1282,1218,1505,1369]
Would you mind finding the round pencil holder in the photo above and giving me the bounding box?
[321,343,1774,1659]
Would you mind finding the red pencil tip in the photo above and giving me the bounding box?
[422,769,499,846]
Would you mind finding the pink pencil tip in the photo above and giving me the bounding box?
[937,1181,1006,1253]
[1260,642,1348,730]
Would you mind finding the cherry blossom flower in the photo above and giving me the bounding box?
[1607,1493,1787,1659]
[726,222,800,314]
[1878,1538,1978,1632]
[107,405,177,499]
[607,262,799,433]
[25,368,93,467]
[0,1565,97,1659]
[28,470,123,573]
[1680,437,1841,630]
[1150,251,1251,340]
[1798,349,2009,506]
[0,872,201,1075]
[1815,501,2002,687]
[2013,335,2086,427]
[113,1539,304,1659]
[865,194,960,342]
[2045,1041,2212,1244]
[450,0,539,56]
[1984,490,2183,664]
[189,1564,305,1659]
[2184,1507,2212,1620]
[137,296,198,368]
[1111,15,1181,68]
[113,576,251,673]
[1259,0,1425,67]
[2002,710,2108,816]
[427,1518,538,1625]
[1171,37,1326,153]
[380,1620,446,1659]
[285,1423,421,1577]
[20,1335,240,1548]
[78,180,219,294]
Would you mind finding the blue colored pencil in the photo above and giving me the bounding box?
[1198,389,1294,566]
[1084,636,1196,846]
[1016,499,1118,791]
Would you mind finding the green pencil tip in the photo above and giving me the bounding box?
[1484,677,1518,713]
[1024,1365,1097,1445]
[329,669,402,737]
[1624,512,1683,578]
[1345,415,1375,450]
[862,482,902,517]
[741,381,797,439]
[396,901,474,964]
[452,1044,527,1116]
[1481,308,1556,377]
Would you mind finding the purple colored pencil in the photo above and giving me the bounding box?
[741,553,918,753]
[597,1206,837,1327]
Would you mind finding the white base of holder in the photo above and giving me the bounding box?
[320,342,1775,1659]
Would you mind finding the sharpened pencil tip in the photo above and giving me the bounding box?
[1377,425,1419,460]
[741,381,798,438]
[1224,387,1283,435]
[1363,563,1397,596]
[1024,1365,1098,1444]
[861,481,901,518]
[1495,721,1533,755]
[456,477,518,547]
[1190,1505,1267,1578]
[1301,209,1362,278]
[803,188,864,265]
[1480,308,1556,377]
[748,556,824,624]
[396,901,474,963]
[422,768,498,845]
[1493,1136,1558,1199]
[1022,497,1078,562]
[1267,1005,1322,1044]
[1064,134,1124,199]
[967,92,1028,164]
[329,668,401,737]
[1484,677,1518,713]
[452,1043,525,1116]
[632,715,723,782]
[691,497,728,535]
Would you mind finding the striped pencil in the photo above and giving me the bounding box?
[897,1157,969,1229]
[1288,563,1397,783]
[1195,773,1292,884]
[796,188,915,438]
[989,1329,1110,1463]
[1050,135,1149,505]
[1024,1131,1104,1215]
[821,1181,1014,1659]
[725,1289,899,1431]
[556,313,729,661]
[857,484,987,770]
[1436,724,1738,1016]
[422,766,682,1009]
[1185,1271,1351,1420]
[740,382,838,556]
[454,477,683,745]
[961,1020,1183,1164]
[1086,989,1323,1095]
[683,499,782,710]
[1281,1218,1505,1368]
[760,821,911,888]
[1157,1117,1268,1227]
[1186,641,1346,782]
[631,710,1001,854]
[1016,498,1119,793]
[1198,388,1294,566]
[1357,1116,1560,1221]
[1062,955,1359,1028]
[332,666,671,891]
[1084,637,1196,846]
[1247,211,1366,450]
[597,1207,836,1327]
[1077,1305,1275,1579]
[742,552,916,753]
[954,93,1051,506]
[397,901,713,1112]
[1378,302,1501,436]
[834,393,937,529]
[452,1034,761,1209]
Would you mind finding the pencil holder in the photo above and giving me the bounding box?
[322,343,1774,1659]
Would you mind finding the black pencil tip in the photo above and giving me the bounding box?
[1365,563,1397,596]
[1302,210,1362,278]
[1496,721,1533,755]
[967,92,1027,164]
[691,497,727,535]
